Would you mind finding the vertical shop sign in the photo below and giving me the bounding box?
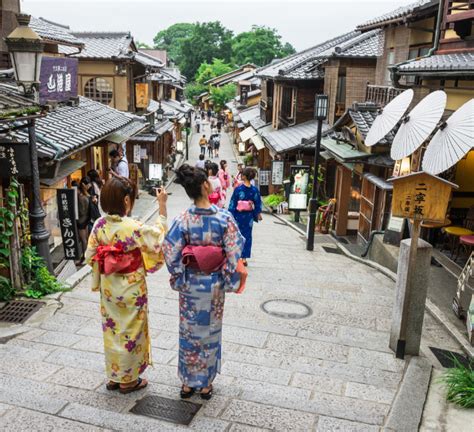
[39,57,78,104]
[57,188,80,260]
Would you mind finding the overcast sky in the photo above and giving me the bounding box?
[22,0,415,51]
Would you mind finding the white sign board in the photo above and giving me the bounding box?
[149,163,163,180]
[133,145,141,163]
[259,170,270,186]
[271,160,284,185]
[289,194,307,210]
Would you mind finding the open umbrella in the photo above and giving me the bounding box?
[391,90,447,160]
[365,89,413,147]
[422,98,474,175]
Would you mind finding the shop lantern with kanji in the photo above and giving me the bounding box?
[389,172,458,223]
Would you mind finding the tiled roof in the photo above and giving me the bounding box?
[256,30,382,81]
[357,0,437,30]
[235,89,261,103]
[134,51,163,69]
[150,67,186,85]
[15,96,139,159]
[261,120,330,154]
[60,32,134,59]
[395,52,474,75]
[154,119,175,136]
[238,105,260,125]
[249,116,267,130]
[139,49,167,65]
[205,64,257,86]
[30,17,84,47]
[0,83,41,120]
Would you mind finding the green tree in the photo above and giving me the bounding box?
[136,40,151,49]
[153,23,195,64]
[232,26,296,66]
[180,22,233,80]
[210,83,236,111]
[185,82,208,103]
[195,59,234,84]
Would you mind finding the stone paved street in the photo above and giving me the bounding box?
[0,122,461,431]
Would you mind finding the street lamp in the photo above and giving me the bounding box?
[306,94,328,251]
[5,14,44,97]
[156,102,164,122]
[6,14,53,272]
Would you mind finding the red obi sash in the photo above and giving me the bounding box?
[182,245,225,274]
[93,244,143,275]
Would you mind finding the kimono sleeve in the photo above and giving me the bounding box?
[162,215,187,292]
[135,215,168,273]
[252,187,262,219]
[221,213,245,292]
[85,219,101,292]
[228,188,238,216]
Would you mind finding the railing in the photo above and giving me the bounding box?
[445,0,474,24]
[365,85,403,107]
[453,251,474,319]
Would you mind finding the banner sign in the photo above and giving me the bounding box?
[135,83,149,108]
[271,160,284,185]
[56,188,81,260]
[39,57,78,104]
[288,165,310,210]
[0,142,31,178]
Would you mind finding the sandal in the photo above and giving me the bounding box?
[106,381,120,391]
[119,378,148,394]
[180,385,195,399]
[200,385,213,400]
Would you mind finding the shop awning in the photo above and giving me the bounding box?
[321,137,369,162]
[240,126,256,142]
[105,120,147,144]
[250,133,265,150]
[40,159,85,186]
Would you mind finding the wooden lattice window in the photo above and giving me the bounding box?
[84,77,113,105]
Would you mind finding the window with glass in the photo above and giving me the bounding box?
[84,77,113,105]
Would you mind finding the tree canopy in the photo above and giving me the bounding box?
[195,59,234,84]
[232,26,296,66]
[180,22,233,80]
[209,84,237,111]
[153,23,195,64]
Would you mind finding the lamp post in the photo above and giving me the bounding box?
[156,101,164,122]
[6,14,53,272]
[306,94,328,251]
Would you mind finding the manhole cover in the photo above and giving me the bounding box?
[261,299,312,319]
[0,300,44,324]
[130,395,201,425]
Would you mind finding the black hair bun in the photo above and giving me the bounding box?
[174,164,196,186]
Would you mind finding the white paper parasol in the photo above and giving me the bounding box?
[391,90,447,160]
[422,98,474,175]
[365,89,414,147]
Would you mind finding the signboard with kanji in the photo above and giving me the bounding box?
[389,172,458,223]
[0,142,31,178]
[135,83,149,108]
[57,188,81,260]
[39,57,78,104]
[271,160,284,185]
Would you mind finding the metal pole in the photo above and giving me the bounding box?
[306,118,323,251]
[185,124,189,161]
[28,119,53,272]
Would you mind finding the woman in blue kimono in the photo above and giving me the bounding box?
[229,167,262,266]
[162,165,244,400]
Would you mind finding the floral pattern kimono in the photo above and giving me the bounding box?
[229,184,262,258]
[162,205,244,388]
[85,214,167,384]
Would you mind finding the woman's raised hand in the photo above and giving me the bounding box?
[156,188,168,217]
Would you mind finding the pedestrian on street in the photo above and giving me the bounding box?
[207,137,214,158]
[195,154,206,170]
[207,109,212,122]
[77,176,93,264]
[213,133,221,158]
[87,169,104,223]
[232,163,244,188]
[207,162,225,208]
[195,117,201,133]
[218,160,231,200]
[85,177,168,394]
[162,164,244,401]
[199,135,207,156]
[229,167,262,266]
[109,149,129,179]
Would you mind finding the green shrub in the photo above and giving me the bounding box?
[439,356,474,408]
[0,276,14,302]
[263,194,285,207]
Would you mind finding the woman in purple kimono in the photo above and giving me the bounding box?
[162,165,244,400]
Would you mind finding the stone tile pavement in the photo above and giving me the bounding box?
[0,120,464,431]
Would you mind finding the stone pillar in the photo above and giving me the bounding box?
[389,238,432,356]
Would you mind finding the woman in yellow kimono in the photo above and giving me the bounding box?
[85,177,168,394]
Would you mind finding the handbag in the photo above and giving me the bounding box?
[237,200,254,212]
[235,259,248,294]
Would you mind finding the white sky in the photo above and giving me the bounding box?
[22,0,415,51]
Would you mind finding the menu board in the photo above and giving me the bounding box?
[271,160,284,185]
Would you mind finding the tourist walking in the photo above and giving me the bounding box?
[207,162,225,208]
[87,169,103,226]
[218,160,230,199]
[162,165,244,401]
[195,154,206,170]
[109,149,129,179]
[195,116,201,133]
[85,177,168,394]
[199,135,207,156]
[212,133,221,158]
[229,167,262,266]
[207,137,214,158]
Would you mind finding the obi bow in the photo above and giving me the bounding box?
[93,244,142,275]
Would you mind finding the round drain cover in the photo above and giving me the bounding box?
[261,299,312,319]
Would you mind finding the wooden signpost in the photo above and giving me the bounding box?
[389,172,458,359]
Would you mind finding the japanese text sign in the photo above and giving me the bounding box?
[271,160,284,185]
[390,172,458,223]
[135,83,149,109]
[56,188,81,260]
[40,57,78,104]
